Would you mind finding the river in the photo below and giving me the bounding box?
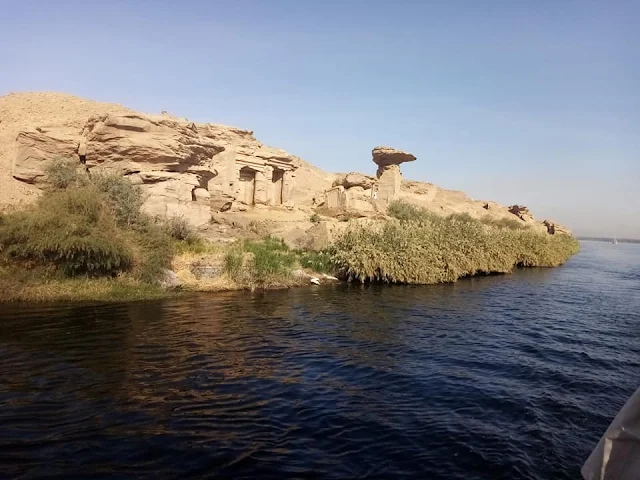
[1,241,639,479]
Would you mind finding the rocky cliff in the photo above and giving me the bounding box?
[0,92,569,237]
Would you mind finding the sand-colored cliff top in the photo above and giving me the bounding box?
[0,92,134,207]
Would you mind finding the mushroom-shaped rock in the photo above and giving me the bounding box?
[372,146,417,167]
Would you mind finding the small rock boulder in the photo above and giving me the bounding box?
[333,172,375,189]
[543,220,572,236]
[159,269,182,289]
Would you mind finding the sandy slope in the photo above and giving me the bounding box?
[0,92,132,208]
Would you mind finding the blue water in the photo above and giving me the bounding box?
[0,241,639,479]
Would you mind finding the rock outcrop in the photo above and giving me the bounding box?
[543,220,572,235]
[13,127,80,183]
[0,93,571,238]
[372,146,416,168]
[508,205,535,222]
[82,114,225,174]
[5,95,310,226]
[333,172,375,189]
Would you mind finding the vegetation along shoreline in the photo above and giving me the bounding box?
[0,160,579,303]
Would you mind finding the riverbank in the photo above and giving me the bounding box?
[0,162,579,303]
[0,161,335,302]
[0,245,334,303]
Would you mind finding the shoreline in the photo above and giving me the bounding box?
[0,259,579,304]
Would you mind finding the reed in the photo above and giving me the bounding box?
[332,202,580,284]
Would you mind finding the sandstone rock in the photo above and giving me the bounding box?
[83,113,225,174]
[159,269,182,289]
[377,164,402,203]
[372,146,416,167]
[333,172,375,189]
[130,171,182,184]
[142,175,211,227]
[372,147,414,203]
[12,128,80,183]
[0,93,572,238]
[543,220,572,235]
[207,149,237,210]
[8,99,301,226]
[190,263,223,280]
[325,185,347,211]
[192,187,210,204]
[509,205,534,222]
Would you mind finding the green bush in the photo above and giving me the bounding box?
[299,250,334,274]
[0,162,176,284]
[387,200,441,223]
[166,215,195,241]
[243,238,295,282]
[310,213,321,223]
[224,250,244,281]
[0,186,134,276]
[45,158,85,189]
[221,237,296,286]
[91,172,146,227]
[480,216,527,230]
[133,222,174,284]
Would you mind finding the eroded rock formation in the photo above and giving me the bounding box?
[508,205,535,222]
[0,93,572,237]
[11,110,302,226]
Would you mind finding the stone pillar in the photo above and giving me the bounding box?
[254,169,269,205]
[326,186,347,210]
[208,149,237,210]
[264,166,274,205]
[282,170,294,204]
[376,164,401,204]
[234,165,243,199]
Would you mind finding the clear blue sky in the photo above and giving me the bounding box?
[1,0,638,237]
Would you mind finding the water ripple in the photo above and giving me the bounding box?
[0,241,639,479]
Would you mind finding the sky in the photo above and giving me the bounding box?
[1,0,638,238]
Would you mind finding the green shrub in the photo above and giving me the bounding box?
[221,237,296,286]
[310,213,321,223]
[133,222,174,284]
[250,246,295,281]
[387,200,441,223]
[91,172,145,227]
[243,238,295,282]
[0,162,176,284]
[224,250,243,281]
[0,186,134,276]
[299,250,334,274]
[166,215,195,241]
[480,216,527,230]
[45,158,85,189]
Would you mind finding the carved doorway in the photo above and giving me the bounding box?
[272,168,284,205]
[239,167,256,205]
